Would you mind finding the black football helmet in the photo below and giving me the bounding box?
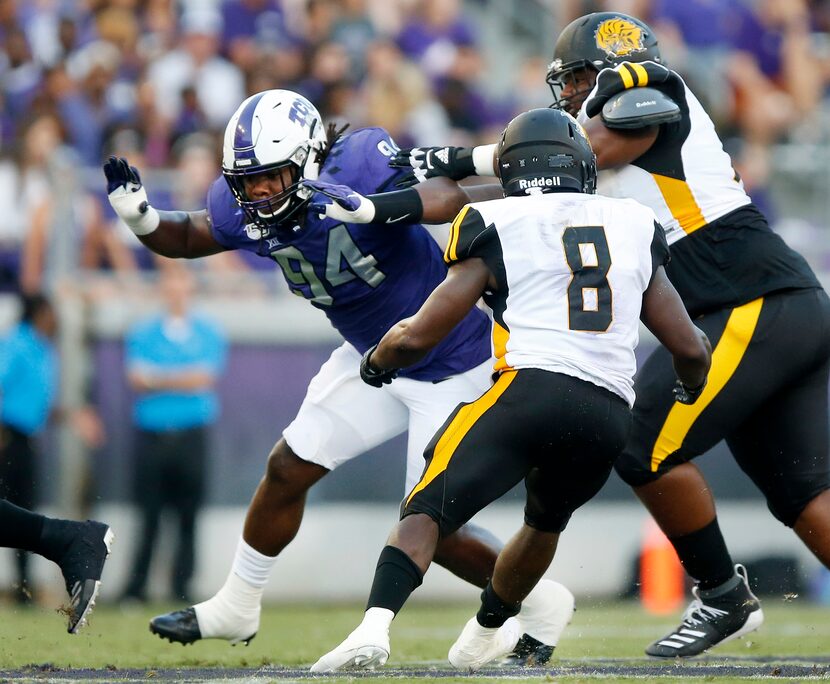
[497,108,597,196]
[547,12,662,115]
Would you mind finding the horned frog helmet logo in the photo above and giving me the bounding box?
[595,16,646,59]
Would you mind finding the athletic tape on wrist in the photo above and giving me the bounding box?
[472,144,498,177]
[129,204,160,236]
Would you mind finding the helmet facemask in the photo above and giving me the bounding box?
[547,60,597,117]
[224,147,310,233]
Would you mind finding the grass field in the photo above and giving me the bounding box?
[0,599,828,682]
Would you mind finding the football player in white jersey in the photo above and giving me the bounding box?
[386,12,830,658]
[307,108,711,673]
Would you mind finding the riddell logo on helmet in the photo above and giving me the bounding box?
[518,177,561,189]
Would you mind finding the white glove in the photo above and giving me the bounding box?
[102,156,160,236]
[303,180,376,224]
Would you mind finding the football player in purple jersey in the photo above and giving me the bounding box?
[104,89,571,663]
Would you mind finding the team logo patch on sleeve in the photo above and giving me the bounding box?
[244,222,265,240]
[595,17,646,59]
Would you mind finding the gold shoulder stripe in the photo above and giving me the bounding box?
[629,62,649,86]
[444,204,471,264]
[619,63,635,89]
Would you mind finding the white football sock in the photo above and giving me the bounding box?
[358,607,394,633]
[193,538,276,639]
[232,538,278,588]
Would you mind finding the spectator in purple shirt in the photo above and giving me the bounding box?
[56,40,132,166]
[2,26,42,130]
[396,0,477,77]
[723,0,822,143]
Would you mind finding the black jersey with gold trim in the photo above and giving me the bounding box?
[578,72,820,316]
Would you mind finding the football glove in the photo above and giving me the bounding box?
[304,180,376,223]
[102,156,160,235]
[360,344,399,388]
[584,60,683,120]
[389,146,476,187]
[672,378,707,405]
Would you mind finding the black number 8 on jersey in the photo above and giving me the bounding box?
[562,226,612,332]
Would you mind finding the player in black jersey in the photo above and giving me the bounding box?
[386,11,830,659]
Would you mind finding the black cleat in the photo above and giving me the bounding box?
[646,564,764,658]
[505,579,574,667]
[57,520,114,634]
[150,608,203,645]
[150,606,258,646]
[503,633,555,666]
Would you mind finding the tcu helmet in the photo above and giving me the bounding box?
[497,108,597,196]
[222,89,328,232]
[547,12,662,114]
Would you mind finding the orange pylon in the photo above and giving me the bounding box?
[639,517,685,615]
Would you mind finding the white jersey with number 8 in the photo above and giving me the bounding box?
[444,192,668,406]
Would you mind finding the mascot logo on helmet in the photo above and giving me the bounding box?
[595,17,646,59]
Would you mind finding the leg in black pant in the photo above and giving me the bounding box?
[123,430,165,601]
[0,426,37,602]
[169,428,207,602]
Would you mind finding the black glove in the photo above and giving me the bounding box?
[673,378,707,405]
[360,344,399,388]
[389,146,476,187]
[103,156,143,194]
[102,156,159,235]
[584,60,683,119]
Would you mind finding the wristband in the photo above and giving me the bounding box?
[367,188,424,225]
[452,147,477,179]
[472,144,498,177]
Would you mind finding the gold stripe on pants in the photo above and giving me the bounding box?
[407,371,517,505]
[650,297,764,472]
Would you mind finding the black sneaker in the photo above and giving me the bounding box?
[150,607,203,645]
[645,564,764,658]
[56,520,114,634]
[504,579,574,667]
[150,607,257,646]
[503,633,555,666]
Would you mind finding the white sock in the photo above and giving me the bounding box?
[232,538,278,588]
[357,607,394,634]
[193,538,276,639]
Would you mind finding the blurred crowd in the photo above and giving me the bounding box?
[0,0,829,293]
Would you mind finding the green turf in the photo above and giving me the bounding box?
[0,598,827,682]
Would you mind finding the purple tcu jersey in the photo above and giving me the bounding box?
[207,127,491,381]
